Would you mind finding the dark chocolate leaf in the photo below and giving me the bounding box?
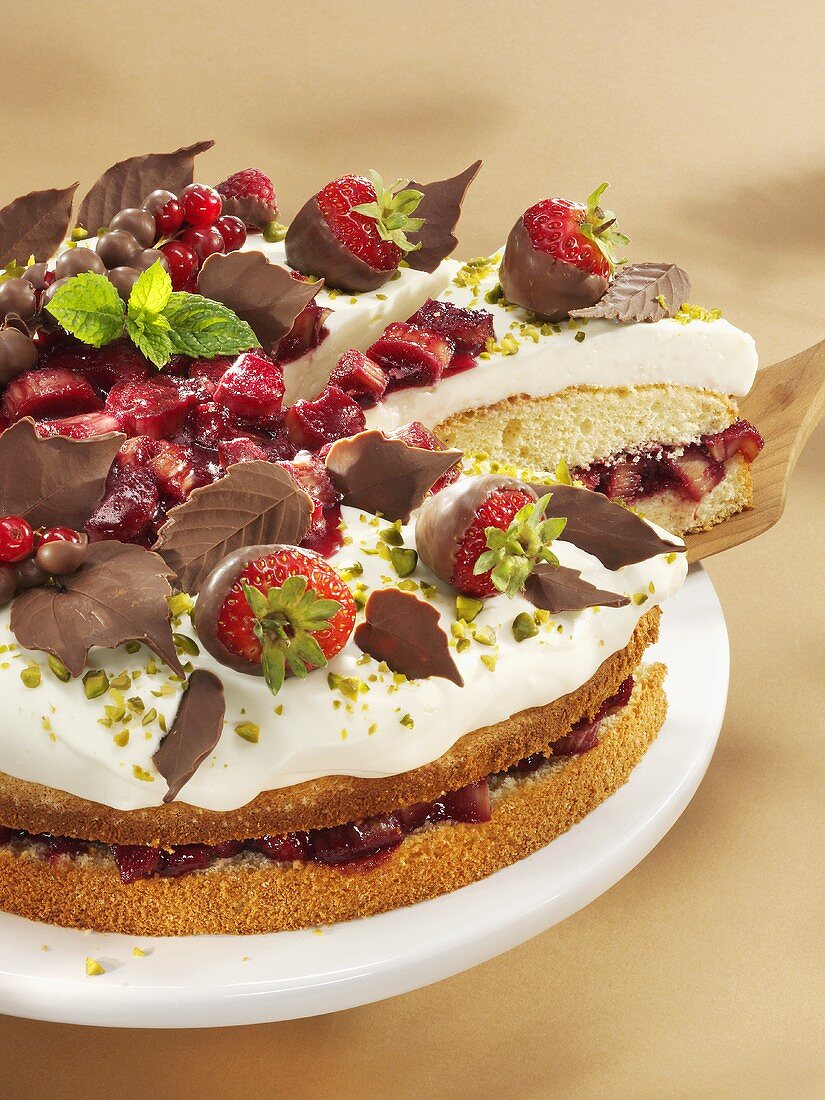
[197,250,322,354]
[354,587,463,686]
[0,184,79,266]
[76,141,214,233]
[525,482,682,569]
[405,160,482,272]
[523,562,629,614]
[568,262,691,323]
[154,461,313,595]
[10,541,183,677]
[0,418,125,528]
[153,669,226,803]
[325,430,462,523]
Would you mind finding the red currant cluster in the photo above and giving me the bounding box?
[144,184,247,292]
[0,516,87,605]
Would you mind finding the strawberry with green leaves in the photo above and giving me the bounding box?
[196,546,356,695]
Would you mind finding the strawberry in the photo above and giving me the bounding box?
[521,183,628,278]
[215,168,279,230]
[213,547,356,694]
[316,172,424,272]
[450,487,565,598]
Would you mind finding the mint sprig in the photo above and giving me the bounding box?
[45,261,261,368]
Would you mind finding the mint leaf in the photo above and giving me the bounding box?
[162,292,261,359]
[125,309,173,368]
[45,272,125,347]
[128,260,172,315]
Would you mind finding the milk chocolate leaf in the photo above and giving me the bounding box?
[355,587,463,686]
[153,669,226,803]
[405,160,482,272]
[10,541,183,677]
[526,482,682,569]
[0,184,79,267]
[325,430,462,523]
[569,262,691,323]
[154,461,313,595]
[77,141,214,233]
[524,562,629,614]
[197,251,322,354]
[0,418,125,528]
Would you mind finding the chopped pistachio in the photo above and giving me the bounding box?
[105,704,125,723]
[70,226,89,241]
[420,581,438,600]
[480,653,498,671]
[473,625,496,647]
[327,672,363,701]
[47,654,72,683]
[389,547,418,577]
[368,722,378,735]
[132,947,148,958]
[85,957,105,977]
[455,595,484,622]
[665,552,678,564]
[141,707,158,726]
[397,579,419,592]
[455,637,471,653]
[20,667,41,689]
[632,592,649,606]
[113,730,130,747]
[173,633,200,657]
[109,672,131,691]
[132,765,154,782]
[274,704,284,716]
[262,220,288,243]
[157,715,167,734]
[127,696,145,713]
[574,330,586,343]
[235,722,260,744]
[339,562,364,581]
[124,641,141,654]
[82,664,108,699]
[512,612,539,642]
[399,713,414,729]
[167,592,195,619]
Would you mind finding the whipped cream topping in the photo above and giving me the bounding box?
[245,241,455,405]
[364,254,759,433]
[0,502,685,813]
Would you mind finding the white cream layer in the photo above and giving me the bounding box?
[364,255,759,433]
[230,241,454,405]
[0,506,685,813]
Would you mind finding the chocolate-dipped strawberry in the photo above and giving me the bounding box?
[416,475,565,598]
[285,171,424,293]
[194,544,356,694]
[499,183,628,322]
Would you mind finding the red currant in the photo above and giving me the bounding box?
[215,215,247,253]
[0,515,34,562]
[180,184,223,228]
[181,226,225,263]
[155,197,184,237]
[38,526,82,547]
[161,241,200,290]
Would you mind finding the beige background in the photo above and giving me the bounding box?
[1,2,823,1096]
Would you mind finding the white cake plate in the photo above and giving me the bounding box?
[0,564,728,1029]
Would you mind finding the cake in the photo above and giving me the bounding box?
[0,145,714,936]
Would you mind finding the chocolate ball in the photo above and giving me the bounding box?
[133,248,170,273]
[0,565,18,605]
[109,207,157,248]
[54,247,106,280]
[96,230,141,270]
[36,538,88,576]
[0,277,37,321]
[41,277,69,308]
[0,327,38,383]
[107,266,140,300]
[15,558,48,589]
[141,189,177,215]
[22,262,50,292]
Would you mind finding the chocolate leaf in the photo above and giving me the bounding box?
[405,160,482,272]
[0,184,79,267]
[355,588,463,686]
[76,141,214,233]
[197,251,322,354]
[325,430,462,523]
[10,541,183,677]
[569,262,691,323]
[523,562,629,614]
[525,482,682,569]
[153,669,226,803]
[154,461,313,595]
[0,418,125,528]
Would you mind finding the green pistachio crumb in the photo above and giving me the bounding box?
[105,704,125,723]
[420,582,438,600]
[46,654,72,683]
[400,714,414,729]
[141,707,157,726]
[485,282,504,304]
[274,704,284,716]
[85,957,105,977]
[455,595,484,622]
[173,633,200,657]
[665,552,678,564]
[574,330,586,343]
[376,293,388,301]
[632,593,649,606]
[473,626,496,646]
[262,221,288,243]
[158,715,167,733]
[455,637,471,653]
[132,947,148,958]
[512,613,539,643]
[397,579,419,592]
[235,722,260,744]
[124,641,141,654]
[480,654,498,671]
[20,667,41,689]
[109,672,131,691]
[339,562,364,581]
[167,593,195,619]
[327,672,363,701]
[132,765,154,782]
[127,696,145,713]
[389,547,418,577]
[113,730,130,748]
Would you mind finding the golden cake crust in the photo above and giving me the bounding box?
[0,665,666,935]
[0,609,660,846]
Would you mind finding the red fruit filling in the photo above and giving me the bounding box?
[0,679,633,884]
[366,322,454,392]
[388,421,461,494]
[571,420,763,507]
[329,350,388,408]
[213,351,286,425]
[1,368,102,422]
[284,384,366,451]
[106,377,197,439]
[275,301,332,365]
[407,298,495,356]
